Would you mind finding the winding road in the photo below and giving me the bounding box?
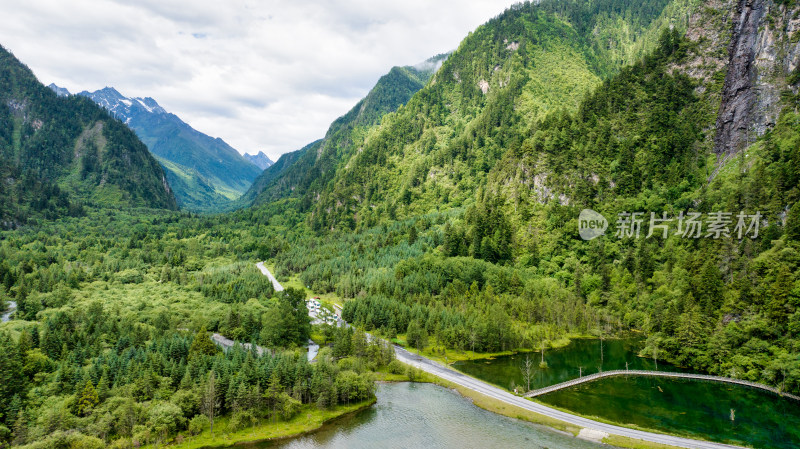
[255,261,744,448]
[1,300,16,322]
[256,261,284,292]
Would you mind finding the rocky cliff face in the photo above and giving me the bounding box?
[713,0,800,156]
[750,1,800,135]
[714,0,765,155]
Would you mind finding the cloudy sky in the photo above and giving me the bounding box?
[0,0,517,160]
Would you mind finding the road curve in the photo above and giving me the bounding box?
[393,346,745,449]
[256,261,284,292]
[256,261,742,448]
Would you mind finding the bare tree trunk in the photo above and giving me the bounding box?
[520,354,534,392]
[202,371,220,435]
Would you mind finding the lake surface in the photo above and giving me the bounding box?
[539,376,800,449]
[233,383,604,449]
[453,338,692,391]
[453,338,800,448]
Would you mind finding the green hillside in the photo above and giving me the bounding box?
[0,45,177,227]
[131,111,262,212]
[3,1,800,447]
[77,87,262,213]
[256,0,694,231]
[259,1,800,390]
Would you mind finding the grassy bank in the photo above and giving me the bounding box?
[152,399,375,449]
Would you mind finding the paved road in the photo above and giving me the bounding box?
[1,300,16,322]
[256,261,284,292]
[254,261,742,448]
[393,346,744,449]
[255,262,319,361]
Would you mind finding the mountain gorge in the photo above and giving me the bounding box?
[242,54,448,207]
[65,86,263,213]
[3,1,800,447]
[0,45,176,228]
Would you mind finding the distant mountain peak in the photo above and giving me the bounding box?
[70,85,261,212]
[244,151,274,170]
[47,83,70,97]
[77,87,166,116]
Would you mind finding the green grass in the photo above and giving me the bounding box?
[602,435,687,449]
[148,399,375,449]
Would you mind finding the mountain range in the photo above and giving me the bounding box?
[244,151,274,170]
[243,0,800,390]
[3,0,800,446]
[0,45,176,228]
[48,84,263,212]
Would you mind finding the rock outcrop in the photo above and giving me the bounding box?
[714,0,800,156]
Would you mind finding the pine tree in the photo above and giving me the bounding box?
[96,372,110,401]
[76,379,99,416]
[189,329,220,359]
[12,410,27,446]
[787,201,800,242]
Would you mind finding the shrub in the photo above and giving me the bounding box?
[387,360,405,374]
[227,411,256,432]
[188,414,209,436]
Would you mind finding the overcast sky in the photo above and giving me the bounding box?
[0,0,517,160]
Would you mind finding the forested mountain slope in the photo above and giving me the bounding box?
[261,0,800,392]
[74,87,262,213]
[255,0,696,231]
[0,45,176,227]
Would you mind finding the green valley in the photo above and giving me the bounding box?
[1,0,800,448]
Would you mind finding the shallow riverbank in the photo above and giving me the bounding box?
[157,399,376,449]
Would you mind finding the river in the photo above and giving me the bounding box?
[453,338,800,448]
[229,383,605,449]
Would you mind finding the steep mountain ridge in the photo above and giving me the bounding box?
[244,55,448,207]
[257,0,800,395]
[0,45,176,227]
[64,85,262,212]
[262,0,688,231]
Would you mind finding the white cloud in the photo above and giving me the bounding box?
[0,0,517,160]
